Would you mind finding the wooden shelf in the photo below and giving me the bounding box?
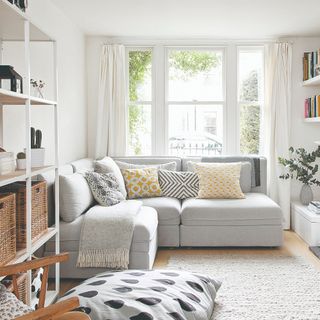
[0,0,52,41]
[0,165,55,187]
[303,75,320,86]
[0,89,57,106]
[304,117,320,123]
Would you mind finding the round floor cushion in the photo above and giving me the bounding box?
[59,269,221,320]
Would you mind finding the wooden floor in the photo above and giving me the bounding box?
[59,231,320,295]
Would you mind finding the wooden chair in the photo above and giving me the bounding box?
[0,253,90,320]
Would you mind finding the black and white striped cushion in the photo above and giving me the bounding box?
[158,170,199,199]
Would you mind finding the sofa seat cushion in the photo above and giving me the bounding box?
[46,206,158,253]
[181,193,282,226]
[140,197,181,225]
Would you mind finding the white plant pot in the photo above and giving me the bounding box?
[16,159,26,170]
[24,148,45,167]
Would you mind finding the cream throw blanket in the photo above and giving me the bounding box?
[77,200,142,269]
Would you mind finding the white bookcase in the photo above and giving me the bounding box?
[0,0,60,306]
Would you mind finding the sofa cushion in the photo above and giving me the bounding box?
[46,206,158,253]
[71,158,94,172]
[181,193,282,226]
[59,173,94,222]
[141,197,181,225]
[188,160,252,193]
[94,157,127,198]
[116,160,177,171]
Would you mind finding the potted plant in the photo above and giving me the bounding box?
[278,146,320,205]
[16,152,26,170]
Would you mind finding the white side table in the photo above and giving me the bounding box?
[292,202,320,246]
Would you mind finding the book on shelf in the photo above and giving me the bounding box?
[304,95,320,118]
[303,49,320,81]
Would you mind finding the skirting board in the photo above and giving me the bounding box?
[309,246,320,259]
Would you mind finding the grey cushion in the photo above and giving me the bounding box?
[181,193,282,226]
[115,160,177,171]
[187,160,252,193]
[94,157,127,198]
[71,158,94,172]
[85,172,124,206]
[113,157,182,171]
[59,173,94,222]
[140,197,181,225]
[46,206,158,253]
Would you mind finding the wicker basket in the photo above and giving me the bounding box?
[0,193,16,266]
[1,181,48,249]
[2,273,28,304]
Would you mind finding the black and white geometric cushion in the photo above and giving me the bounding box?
[59,269,221,320]
[158,170,199,199]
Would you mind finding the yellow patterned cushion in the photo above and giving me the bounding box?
[122,168,162,199]
[194,162,245,199]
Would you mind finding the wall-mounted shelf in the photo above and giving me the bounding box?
[0,89,57,106]
[303,75,320,87]
[304,117,320,123]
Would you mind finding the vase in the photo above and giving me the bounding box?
[300,184,313,205]
[32,87,44,98]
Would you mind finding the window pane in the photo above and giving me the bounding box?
[168,50,223,101]
[129,50,152,101]
[128,104,152,155]
[238,49,263,102]
[168,104,223,156]
[240,104,261,154]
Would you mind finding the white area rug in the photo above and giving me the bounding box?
[167,253,320,320]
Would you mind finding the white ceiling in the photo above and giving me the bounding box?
[51,0,320,39]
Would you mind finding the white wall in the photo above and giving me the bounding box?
[285,37,320,201]
[1,0,87,164]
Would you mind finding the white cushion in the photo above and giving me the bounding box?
[95,157,127,198]
[59,173,94,222]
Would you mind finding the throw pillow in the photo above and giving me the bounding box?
[59,173,94,222]
[188,160,252,193]
[115,160,177,171]
[85,172,125,206]
[194,162,245,199]
[158,170,199,199]
[95,157,127,198]
[122,168,162,199]
[0,284,33,320]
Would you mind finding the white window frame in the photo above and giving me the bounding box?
[125,41,265,157]
[165,46,226,155]
[237,46,265,155]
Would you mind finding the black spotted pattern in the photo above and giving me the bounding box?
[154,279,175,285]
[181,291,201,303]
[168,312,186,320]
[113,286,133,293]
[88,280,107,286]
[136,297,162,305]
[104,300,124,309]
[121,279,139,284]
[150,286,167,292]
[79,290,98,298]
[174,298,196,312]
[130,312,153,320]
[186,281,204,292]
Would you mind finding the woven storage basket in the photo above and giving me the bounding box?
[1,181,48,249]
[0,193,16,266]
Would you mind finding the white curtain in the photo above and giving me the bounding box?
[264,42,292,229]
[95,44,127,158]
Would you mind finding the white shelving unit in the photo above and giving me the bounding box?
[0,0,60,306]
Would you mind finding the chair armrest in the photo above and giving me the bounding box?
[14,297,81,320]
[0,253,69,277]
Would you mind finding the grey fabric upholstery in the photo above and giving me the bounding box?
[140,197,181,226]
[181,193,282,226]
[46,206,158,277]
[113,156,182,171]
[71,158,94,172]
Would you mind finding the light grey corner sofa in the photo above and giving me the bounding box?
[42,155,283,279]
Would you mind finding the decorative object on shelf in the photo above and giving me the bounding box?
[30,79,45,98]
[279,146,320,205]
[0,65,23,93]
[0,193,16,266]
[16,152,26,170]
[0,181,48,249]
[29,127,45,167]
[9,0,28,12]
[0,152,15,175]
